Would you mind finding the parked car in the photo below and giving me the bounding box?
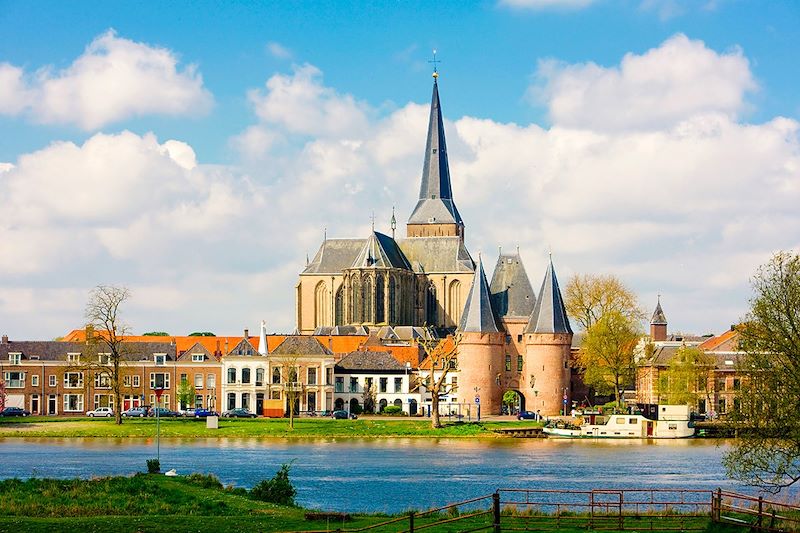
[192,408,218,418]
[517,411,540,420]
[122,407,149,418]
[86,407,114,418]
[0,407,31,417]
[331,410,349,420]
[149,407,179,418]
[221,408,257,418]
[178,408,196,417]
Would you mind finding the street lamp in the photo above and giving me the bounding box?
[474,386,481,422]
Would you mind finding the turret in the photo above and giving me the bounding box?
[523,256,573,416]
[456,256,504,414]
[650,296,668,342]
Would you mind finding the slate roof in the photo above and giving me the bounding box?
[490,253,537,319]
[407,80,463,227]
[351,231,412,270]
[0,340,177,361]
[271,335,333,356]
[651,298,668,325]
[524,258,573,335]
[458,257,499,333]
[397,236,474,273]
[303,238,365,274]
[335,350,405,373]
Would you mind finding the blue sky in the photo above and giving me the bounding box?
[1,0,799,339]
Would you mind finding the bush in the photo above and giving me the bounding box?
[250,463,296,506]
[146,459,160,474]
[382,405,402,415]
[184,473,222,489]
[350,404,363,415]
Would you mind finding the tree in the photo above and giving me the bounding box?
[273,352,303,429]
[0,377,6,411]
[189,332,215,337]
[503,390,519,414]
[657,346,715,406]
[723,251,800,492]
[577,310,641,407]
[177,379,196,411]
[417,331,461,429]
[143,331,169,336]
[565,274,644,331]
[362,382,376,414]
[83,285,132,425]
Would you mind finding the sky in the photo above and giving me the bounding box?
[1,0,799,340]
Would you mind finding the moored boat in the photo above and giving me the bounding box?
[543,404,694,439]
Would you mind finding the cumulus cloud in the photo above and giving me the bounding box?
[533,34,757,131]
[0,30,213,130]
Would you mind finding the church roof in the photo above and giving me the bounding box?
[351,231,412,270]
[407,79,463,227]
[303,238,365,274]
[524,257,573,335]
[397,236,474,273]
[490,253,537,319]
[458,257,499,333]
[651,298,668,325]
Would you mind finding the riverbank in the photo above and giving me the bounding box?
[0,416,538,438]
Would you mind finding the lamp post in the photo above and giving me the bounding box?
[474,386,481,422]
[405,362,411,415]
[154,387,163,464]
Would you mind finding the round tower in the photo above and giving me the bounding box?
[523,257,574,416]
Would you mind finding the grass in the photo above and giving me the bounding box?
[0,416,541,438]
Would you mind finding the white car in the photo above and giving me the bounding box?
[86,407,114,418]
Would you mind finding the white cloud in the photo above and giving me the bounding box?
[266,41,293,60]
[533,34,757,131]
[499,0,596,9]
[0,30,213,130]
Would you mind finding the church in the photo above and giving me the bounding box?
[295,72,574,415]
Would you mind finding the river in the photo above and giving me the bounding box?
[0,437,774,513]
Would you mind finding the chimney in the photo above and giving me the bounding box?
[1,335,8,344]
[215,339,221,357]
[244,329,249,339]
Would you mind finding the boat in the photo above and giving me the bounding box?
[543,404,694,439]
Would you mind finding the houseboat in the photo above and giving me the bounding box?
[543,404,694,439]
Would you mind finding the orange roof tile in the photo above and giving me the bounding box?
[698,329,739,351]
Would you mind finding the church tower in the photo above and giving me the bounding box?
[456,256,504,415]
[523,256,573,415]
[406,75,465,240]
[650,297,668,342]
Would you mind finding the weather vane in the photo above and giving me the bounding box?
[429,49,441,78]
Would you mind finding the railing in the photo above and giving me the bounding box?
[295,487,800,533]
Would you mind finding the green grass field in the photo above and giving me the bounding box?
[0,416,540,438]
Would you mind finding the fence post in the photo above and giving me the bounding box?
[493,491,501,533]
[589,491,594,530]
[757,496,763,530]
[713,488,721,522]
[409,511,415,533]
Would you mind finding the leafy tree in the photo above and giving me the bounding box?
[142,332,169,336]
[177,379,196,411]
[0,377,6,411]
[418,330,461,429]
[503,390,519,413]
[362,383,376,414]
[657,346,715,406]
[723,251,800,492]
[250,463,297,506]
[577,310,641,407]
[189,332,215,337]
[565,274,644,331]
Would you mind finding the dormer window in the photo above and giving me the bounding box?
[8,353,21,365]
[191,354,204,362]
[154,354,166,366]
[98,353,111,364]
[67,353,81,363]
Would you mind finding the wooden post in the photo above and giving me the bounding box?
[757,496,763,530]
[493,491,501,533]
[589,491,594,530]
[409,511,415,533]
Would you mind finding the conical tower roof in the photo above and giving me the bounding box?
[524,257,573,335]
[490,252,537,319]
[458,256,499,333]
[651,297,667,325]
[407,79,463,227]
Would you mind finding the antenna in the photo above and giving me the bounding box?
[429,49,441,78]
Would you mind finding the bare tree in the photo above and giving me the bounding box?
[274,352,303,429]
[418,331,461,429]
[83,285,131,425]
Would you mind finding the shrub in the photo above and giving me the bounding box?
[382,405,402,415]
[184,473,222,489]
[250,463,296,506]
[146,459,160,474]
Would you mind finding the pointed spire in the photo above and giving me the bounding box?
[390,206,396,240]
[490,249,536,319]
[258,320,268,355]
[651,295,667,325]
[524,256,572,335]
[458,256,499,333]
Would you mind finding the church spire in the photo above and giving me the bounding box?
[524,256,572,335]
[651,295,667,325]
[407,74,464,239]
[458,255,499,333]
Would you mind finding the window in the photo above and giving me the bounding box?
[94,374,110,388]
[3,371,25,388]
[349,377,358,392]
[289,367,298,383]
[93,394,113,409]
[517,334,523,343]
[195,394,203,408]
[150,373,169,389]
[241,393,250,411]
[717,379,727,391]
[505,355,511,372]
[31,375,39,387]
[123,375,131,387]
[194,373,203,388]
[241,368,251,384]
[307,367,317,385]
[64,372,83,388]
[227,368,236,384]
[153,354,166,366]
[335,377,344,392]
[207,374,216,388]
[394,377,402,393]
[718,398,727,414]
[133,375,141,387]
[517,355,523,372]
[379,377,387,393]
[49,375,56,387]
[67,353,80,363]
[365,377,373,391]
[180,373,187,384]
[628,418,637,425]
[98,353,110,364]
[256,368,264,387]
[8,353,21,365]
[63,394,84,412]
[192,353,204,362]
[272,367,281,384]
[270,389,281,400]
[326,367,332,386]
[733,378,741,391]
[450,376,457,392]
[227,393,236,410]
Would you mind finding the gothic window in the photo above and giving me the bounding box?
[314,281,328,328]
[448,280,462,326]
[352,275,362,323]
[388,275,397,324]
[335,285,344,326]
[363,276,373,323]
[375,274,385,323]
[426,282,437,326]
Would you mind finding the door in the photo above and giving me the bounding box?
[647,421,654,437]
[48,395,57,415]
[31,395,40,415]
[256,393,264,416]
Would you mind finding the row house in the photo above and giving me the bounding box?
[333,350,416,414]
